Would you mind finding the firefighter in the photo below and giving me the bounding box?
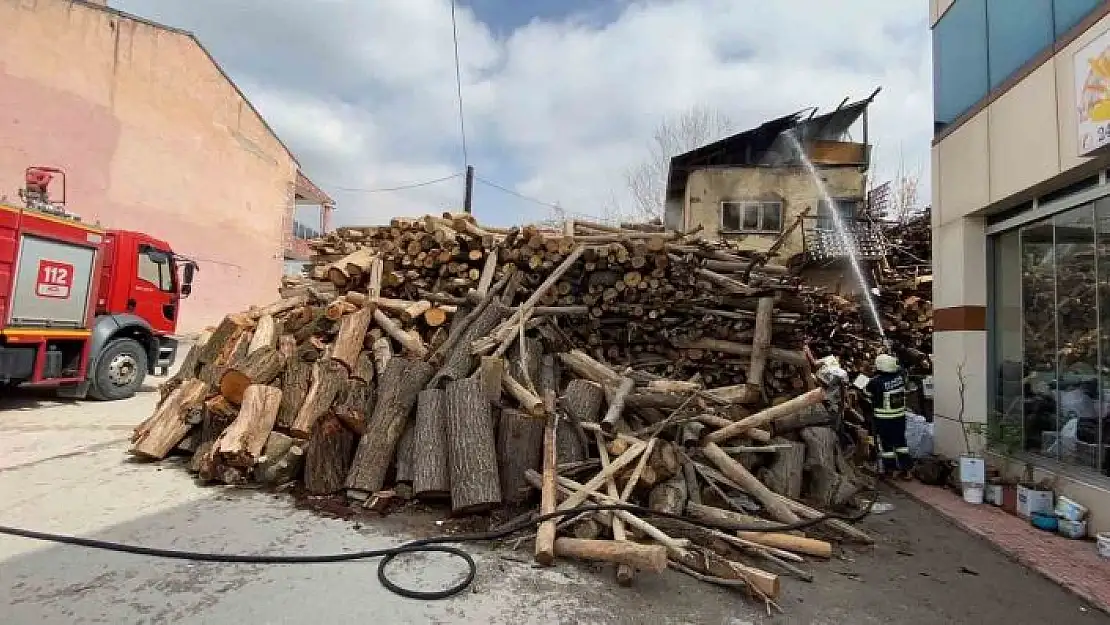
[865,353,912,479]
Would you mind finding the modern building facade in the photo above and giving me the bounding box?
[0,0,332,333]
[666,95,881,265]
[931,0,1110,531]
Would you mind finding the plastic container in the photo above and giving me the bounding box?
[985,484,1003,506]
[1017,485,1054,519]
[1055,495,1089,522]
[1031,511,1059,532]
[959,456,986,484]
[1058,518,1087,539]
[962,484,985,504]
[1098,533,1110,558]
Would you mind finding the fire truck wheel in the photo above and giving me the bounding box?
[90,338,148,401]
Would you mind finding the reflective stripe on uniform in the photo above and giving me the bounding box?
[874,411,906,419]
[895,447,910,454]
[881,452,897,458]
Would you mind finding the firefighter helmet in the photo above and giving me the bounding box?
[875,353,899,373]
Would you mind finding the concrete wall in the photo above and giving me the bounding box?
[932,9,1110,532]
[682,166,865,260]
[0,0,298,334]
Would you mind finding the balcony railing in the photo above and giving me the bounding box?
[802,217,884,263]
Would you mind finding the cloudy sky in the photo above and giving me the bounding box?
[111,0,932,228]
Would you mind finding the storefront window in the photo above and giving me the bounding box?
[993,202,1110,475]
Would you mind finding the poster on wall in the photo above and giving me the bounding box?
[1076,28,1110,157]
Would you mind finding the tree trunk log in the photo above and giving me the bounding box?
[648,473,688,515]
[800,426,861,508]
[304,414,357,494]
[685,501,781,531]
[276,358,313,431]
[219,347,286,405]
[130,379,209,459]
[412,388,450,499]
[600,376,635,433]
[535,412,559,566]
[746,296,774,392]
[431,297,504,385]
[255,432,305,486]
[445,376,502,513]
[702,442,800,524]
[345,357,434,495]
[553,538,667,574]
[213,384,283,467]
[759,437,806,499]
[562,379,604,423]
[496,408,544,504]
[291,359,350,438]
[735,531,832,559]
[703,388,825,444]
[196,314,252,365]
[394,423,415,483]
[247,314,279,355]
[333,379,374,435]
[330,307,374,371]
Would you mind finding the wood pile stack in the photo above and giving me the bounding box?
[130,213,884,608]
[802,209,933,376]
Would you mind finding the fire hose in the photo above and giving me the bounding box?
[0,499,877,600]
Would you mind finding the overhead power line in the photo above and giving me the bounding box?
[332,173,463,193]
[474,176,564,211]
[449,0,469,168]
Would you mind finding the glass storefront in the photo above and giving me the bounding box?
[992,197,1110,475]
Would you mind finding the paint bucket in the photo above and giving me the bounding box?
[1031,511,1059,532]
[985,484,1003,506]
[1097,533,1110,558]
[962,484,984,504]
[1017,485,1054,519]
[1058,518,1087,539]
[959,456,986,484]
[1055,495,1089,522]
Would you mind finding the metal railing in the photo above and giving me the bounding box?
[802,217,884,262]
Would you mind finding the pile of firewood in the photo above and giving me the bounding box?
[130,213,883,608]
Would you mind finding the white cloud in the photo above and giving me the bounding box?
[112,0,933,226]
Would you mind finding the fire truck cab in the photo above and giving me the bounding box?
[0,167,195,400]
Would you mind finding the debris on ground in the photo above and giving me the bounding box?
[128,212,937,610]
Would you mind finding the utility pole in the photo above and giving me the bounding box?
[463,165,474,214]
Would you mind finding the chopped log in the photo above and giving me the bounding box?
[600,376,635,433]
[198,330,250,387]
[424,306,449,327]
[735,531,832,559]
[330,306,374,371]
[431,295,503,385]
[213,385,283,467]
[478,356,504,403]
[746,296,774,393]
[771,403,833,436]
[557,441,647,511]
[772,492,874,543]
[535,413,559,566]
[247,295,310,321]
[800,426,861,508]
[445,376,502,513]
[256,432,305,486]
[702,388,825,444]
[247,314,279,355]
[553,538,667,574]
[276,358,313,431]
[397,388,445,498]
[130,379,209,459]
[196,314,252,365]
[685,501,781,531]
[304,414,357,494]
[676,338,808,368]
[371,336,393,374]
[670,548,780,599]
[759,437,805,499]
[562,379,604,423]
[394,423,415,483]
[352,350,375,385]
[218,347,286,405]
[702,442,800,524]
[345,357,434,495]
[648,473,688,515]
[291,359,349,438]
[373,309,427,358]
[496,408,544,505]
[502,371,544,416]
[572,518,603,539]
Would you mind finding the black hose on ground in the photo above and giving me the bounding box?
[0,498,878,600]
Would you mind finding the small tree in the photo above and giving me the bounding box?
[624,106,737,222]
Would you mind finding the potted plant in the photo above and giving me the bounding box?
[986,416,1023,513]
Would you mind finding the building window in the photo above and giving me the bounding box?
[933,0,988,130]
[815,198,860,230]
[1055,0,1103,37]
[721,201,783,234]
[990,200,1110,475]
[934,0,1106,133]
[987,0,1053,89]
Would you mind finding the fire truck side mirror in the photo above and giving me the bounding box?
[180,263,195,298]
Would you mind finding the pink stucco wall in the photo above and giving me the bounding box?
[0,0,298,334]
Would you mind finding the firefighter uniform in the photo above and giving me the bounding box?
[866,354,912,476]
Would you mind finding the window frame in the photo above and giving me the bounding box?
[136,244,176,293]
[720,200,785,235]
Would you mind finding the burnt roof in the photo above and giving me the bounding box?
[665,89,879,201]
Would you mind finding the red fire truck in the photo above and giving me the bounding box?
[0,167,196,400]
